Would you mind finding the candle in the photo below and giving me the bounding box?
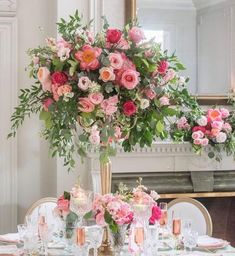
[172,219,181,236]
[76,227,85,246]
[134,227,145,245]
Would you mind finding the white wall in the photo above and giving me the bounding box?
[17,0,57,224]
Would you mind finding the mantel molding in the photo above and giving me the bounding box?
[0,0,16,16]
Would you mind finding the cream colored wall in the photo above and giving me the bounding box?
[17,0,57,224]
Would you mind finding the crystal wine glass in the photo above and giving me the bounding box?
[85,225,104,256]
[183,229,198,252]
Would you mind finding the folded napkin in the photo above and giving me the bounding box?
[0,245,19,256]
[197,235,228,248]
[0,234,19,244]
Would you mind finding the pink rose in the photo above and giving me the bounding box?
[192,131,204,140]
[78,76,91,91]
[99,67,115,82]
[37,67,52,92]
[201,138,209,146]
[163,69,175,83]
[194,139,202,145]
[216,132,227,143]
[145,88,156,100]
[128,27,145,43]
[211,128,220,137]
[57,195,70,212]
[51,72,68,85]
[220,108,230,118]
[109,53,123,69]
[159,96,170,106]
[106,29,122,44]
[123,101,137,116]
[43,98,54,112]
[88,92,104,105]
[57,84,72,97]
[108,95,119,105]
[116,38,130,50]
[211,121,223,130]
[89,133,100,145]
[78,98,95,113]
[223,122,232,133]
[105,105,118,115]
[120,69,139,90]
[197,116,208,126]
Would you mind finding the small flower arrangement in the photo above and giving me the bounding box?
[172,107,235,160]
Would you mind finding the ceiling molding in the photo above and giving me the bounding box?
[192,0,227,10]
[0,0,16,16]
[137,0,196,10]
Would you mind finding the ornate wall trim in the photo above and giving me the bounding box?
[0,0,16,16]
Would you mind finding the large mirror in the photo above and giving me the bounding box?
[126,0,235,102]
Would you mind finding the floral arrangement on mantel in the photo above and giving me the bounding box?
[8,11,235,169]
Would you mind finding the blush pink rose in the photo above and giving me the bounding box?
[194,139,202,145]
[128,26,145,43]
[51,83,59,101]
[78,76,91,91]
[43,98,54,112]
[163,69,175,83]
[57,195,70,212]
[120,69,139,90]
[211,128,220,137]
[223,122,232,133]
[201,138,209,146]
[216,132,227,143]
[37,67,52,92]
[99,67,115,82]
[211,121,223,130]
[145,88,156,100]
[192,131,204,140]
[108,95,119,105]
[159,96,170,106]
[220,108,230,118]
[105,105,118,115]
[108,53,123,69]
[57,84,72,97]
[88,92,104,105]
[78,98,95,113]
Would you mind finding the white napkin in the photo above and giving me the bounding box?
[197,235,227,248]
[0,234,19,244]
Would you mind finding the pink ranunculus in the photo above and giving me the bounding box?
[157,60,169,75]
[201,138,209,146]
[88,92,104,105]
[43,98,54,112]
[194,139,202,145]
[128,26,145,44]
[145,88,156,100]
[163,69,175,83]
[78,98,95,113]
[149,205,162,225]
[207,109,222,122]
[216,132,227,143]
[37,67,52,92]
[159,96,170,106]
[78,76,91,91]
[211,121,223,130]
[120,69,139,90]
[197,116,208,127]
[220,108,230,118]
[57,84,72,97]
[99,67,115,82]
[75,44,102,71]
[108,52,123,69]
[223,122,232,133]
[57,195,70,212]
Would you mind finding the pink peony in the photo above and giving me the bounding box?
[75,44,102,71]
[88,92,104,105]
[159,96,170,106]
[145,88,156,100]
[43,98,54,112]
[78,76,91,91]
[37,67,52,92]
[78,98,95,113]
[128,27,145,44]
[120,69,139,90]
[220,108,230,118]
[207,109,222,122]
[109,52,123,69]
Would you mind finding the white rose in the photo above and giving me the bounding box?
[197,116,207,126]
[140,99,150,109]
[216,132,227,143]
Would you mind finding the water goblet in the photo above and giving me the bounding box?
[85,225,104,256]
[183,229,198,252]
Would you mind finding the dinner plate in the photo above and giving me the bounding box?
[197,236,229,250]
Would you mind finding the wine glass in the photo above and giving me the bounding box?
[183,229,198,252]
[74,227,90,256]
[148,224,159,254]
[85,225,104,256]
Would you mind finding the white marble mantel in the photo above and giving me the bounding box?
[87,142,235,193]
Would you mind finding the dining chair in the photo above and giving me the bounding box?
[24,197,57,225]
[168,197,213,236]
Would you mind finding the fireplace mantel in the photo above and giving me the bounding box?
[87,142,235,193]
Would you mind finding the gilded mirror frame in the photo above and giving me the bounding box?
[125,0,230,105]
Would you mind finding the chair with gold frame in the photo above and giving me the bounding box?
[168,197,213,236]
[25,197,57,224]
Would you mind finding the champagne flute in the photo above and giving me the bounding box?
[159,202,168,227]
